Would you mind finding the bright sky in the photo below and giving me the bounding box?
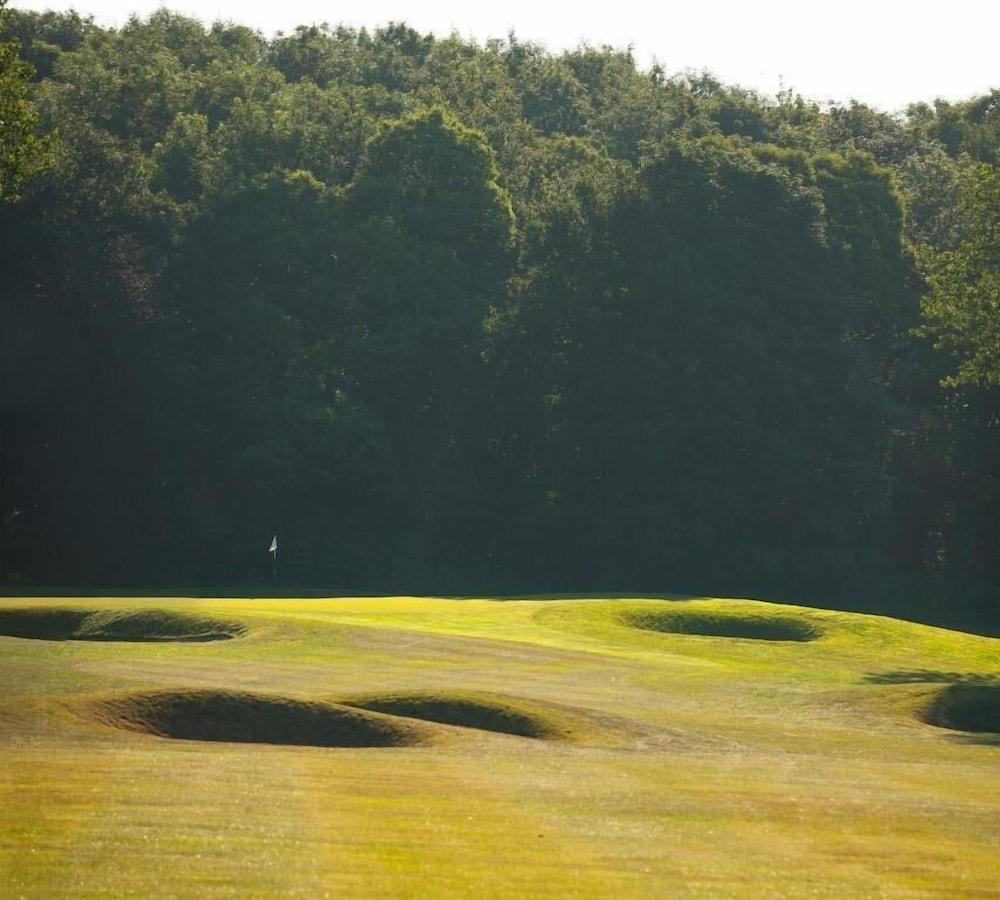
[10,0,999,111]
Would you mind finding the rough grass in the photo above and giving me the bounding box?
[339,691,575,739]
[89,689,427,747]
[0,607,244,642]
[620,607,820,641]
[921,683,1000,734]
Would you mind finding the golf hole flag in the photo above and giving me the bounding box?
[269,535,277,555]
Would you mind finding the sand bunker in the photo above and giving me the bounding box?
[0,608,244,642]
[339,691,573,739]
[90,690,427,747]
[921,683,1000,734]
[621,609,820,642]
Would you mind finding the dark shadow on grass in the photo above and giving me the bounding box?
[948,732,1000,747]
[90,690,427,747]
[0,608,245,642]
[621,609,821,642]
[864,670,1000,686]
[918,683,1000,738]
[338,691,574,740]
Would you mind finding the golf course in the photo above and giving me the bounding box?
[3,3,1000,896]
[1,594,997,896]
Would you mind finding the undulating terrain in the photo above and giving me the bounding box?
[1,595,997,896]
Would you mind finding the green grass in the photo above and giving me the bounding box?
[0,593,998,896]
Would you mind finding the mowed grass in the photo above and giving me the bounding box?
[0,594,998,897]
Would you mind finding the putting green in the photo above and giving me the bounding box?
[1,594,997,896]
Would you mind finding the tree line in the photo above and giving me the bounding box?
[1,9,997,628]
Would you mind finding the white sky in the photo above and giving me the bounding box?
[10,0,999,111]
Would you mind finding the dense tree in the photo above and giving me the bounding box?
[919,164,1000,388]
[907,91,1000,166]
[0,0,53,199]
[0,7,91,81]
[506,137,909,595]
[0,10,995,627]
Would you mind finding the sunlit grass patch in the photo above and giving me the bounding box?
[532,598,831,661]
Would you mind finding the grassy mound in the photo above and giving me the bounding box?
[621,608,820,642]
[339,691,574,739]
[90,690,427,747]
[3,595,999,896]
[0,608,244,642]
[921,683,1000,734]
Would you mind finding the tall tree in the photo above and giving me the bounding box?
[919,164,1000,388]
[342,108,515,580]
[0,0,52,200]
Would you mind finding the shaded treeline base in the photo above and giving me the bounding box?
[0,11,997,627]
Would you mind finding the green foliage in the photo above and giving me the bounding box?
[908,91,1000,165]
[0,9,996,623]
[919,164,1000,387]
[0,1,53,199]
[152,111,210,204]
[351,107,514,258]
[502,135,908,593]
[0,8,92,80]
[895,145,976,250]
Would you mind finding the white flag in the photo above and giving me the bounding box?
[269,535,277,554]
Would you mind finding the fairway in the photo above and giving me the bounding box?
[1,595,998,897]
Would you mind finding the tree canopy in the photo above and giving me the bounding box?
[0,0,53,199]
[920,164,1000,387]
[0,10,996,628]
